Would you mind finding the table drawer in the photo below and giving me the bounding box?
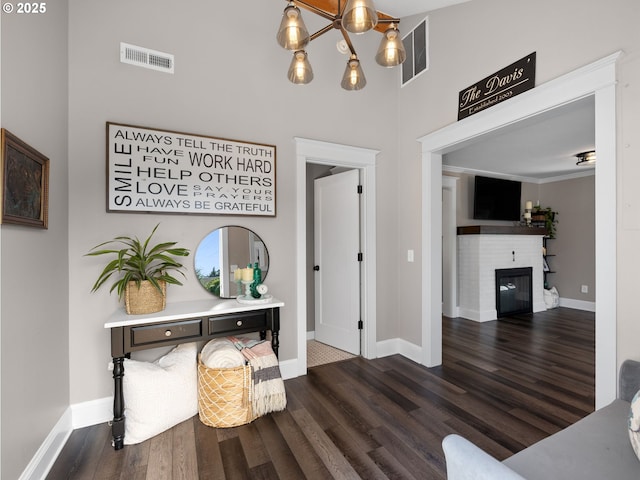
[208,311,268,335]
[131,318,202,347]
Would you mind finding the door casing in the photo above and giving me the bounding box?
[295,138,378,376]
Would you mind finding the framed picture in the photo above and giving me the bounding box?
[106,122,276,217]
[1,129,49,228]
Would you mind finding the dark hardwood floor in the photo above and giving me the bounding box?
[47,307,595,479]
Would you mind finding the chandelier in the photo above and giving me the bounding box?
[276,0,407,90]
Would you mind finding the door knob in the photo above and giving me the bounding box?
[313,265,320,271]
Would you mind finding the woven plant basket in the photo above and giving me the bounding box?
[197,356,255,428]
[124,280,166,315]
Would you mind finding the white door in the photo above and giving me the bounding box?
[314,169,360,355]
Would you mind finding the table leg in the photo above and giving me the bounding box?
[272,330,279,358]
[112,356,125,450]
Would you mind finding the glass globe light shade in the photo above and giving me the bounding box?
[375,24,407,67]
[341,55,366,90]
[342,0,378,34]
[276,4,310,51]
[288,50,313,84]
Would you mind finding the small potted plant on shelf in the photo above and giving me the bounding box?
[532,205,559,238]
[86,223,190,314]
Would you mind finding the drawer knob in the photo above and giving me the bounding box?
[236,320,243,327]
[164,330,172,337]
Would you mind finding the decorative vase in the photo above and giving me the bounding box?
[124,280,166,315]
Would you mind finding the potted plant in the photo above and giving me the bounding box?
[532,206,559,238]
[86,223,190,314]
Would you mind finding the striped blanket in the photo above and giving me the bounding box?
[230,337,287,417]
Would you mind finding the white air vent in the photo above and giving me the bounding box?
[120,42,174,74]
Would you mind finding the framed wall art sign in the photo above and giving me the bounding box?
[458,52,536,120]
[106,122,276,217]
[1,128,49,229]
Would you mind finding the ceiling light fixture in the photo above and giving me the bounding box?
[276,0,406,89]
[575,150,596,166]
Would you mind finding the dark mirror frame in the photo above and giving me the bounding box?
[194,226,269,298]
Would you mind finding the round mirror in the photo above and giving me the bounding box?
[195,226,269,298]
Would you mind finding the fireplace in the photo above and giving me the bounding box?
[495,267,533,317]
[457,227,546,322]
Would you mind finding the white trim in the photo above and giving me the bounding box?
[558,298,596,313]
[306,330,315,341]
[71,396,112,429]
[278,358,298,380]
[376,338,422,364]
[419,51,621,408]
[295,137,379,376]
[442,163,596,184]
[442,176,458,318]
[18,408,73,480]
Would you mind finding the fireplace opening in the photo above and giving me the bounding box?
[495,267,533,317]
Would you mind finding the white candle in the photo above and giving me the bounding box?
[234,268,242,281]
[525,201,533,210]
[524,212,531,219]
[242,267,253,282]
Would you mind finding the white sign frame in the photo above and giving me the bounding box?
[106,122,276,216]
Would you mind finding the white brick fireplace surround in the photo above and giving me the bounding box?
[457,226,547,322]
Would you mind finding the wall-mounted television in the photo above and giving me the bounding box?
[473,175,521,221]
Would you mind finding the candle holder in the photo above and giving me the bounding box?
[523,207,532,226]
[241,280,253,299]
[236,280,243,296]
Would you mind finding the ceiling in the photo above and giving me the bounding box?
[296,0,472,31]
[375,0,471,17]
[443,96,596,182]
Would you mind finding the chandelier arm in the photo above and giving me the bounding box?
[294,0,335,21]
[309,23,336,41]
[377,17,401,24]
[339,28,357,56]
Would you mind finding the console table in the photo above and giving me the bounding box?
[104,297,283,450]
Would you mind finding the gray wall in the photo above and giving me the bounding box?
[1,3,69,479]
[540,176,596,303]
[447,172,596,303]
[66,0,398,405]
[395,0,639,361]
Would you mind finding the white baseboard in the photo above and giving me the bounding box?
[278,358,298,380]
[559,296,596,312]
[19,407,73,480]
[376,338,422,364]
[306,330,315,341]
[72,396,113,429]
[457,307,497,322]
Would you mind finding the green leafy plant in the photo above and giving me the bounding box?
[533,206,559,238]
[86,223,190,299]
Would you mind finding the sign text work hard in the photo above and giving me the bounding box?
[106,123,276,216]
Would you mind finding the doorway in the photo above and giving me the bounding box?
[313,168,361,355]
[294,137,379,376]
[419,52,620,408]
